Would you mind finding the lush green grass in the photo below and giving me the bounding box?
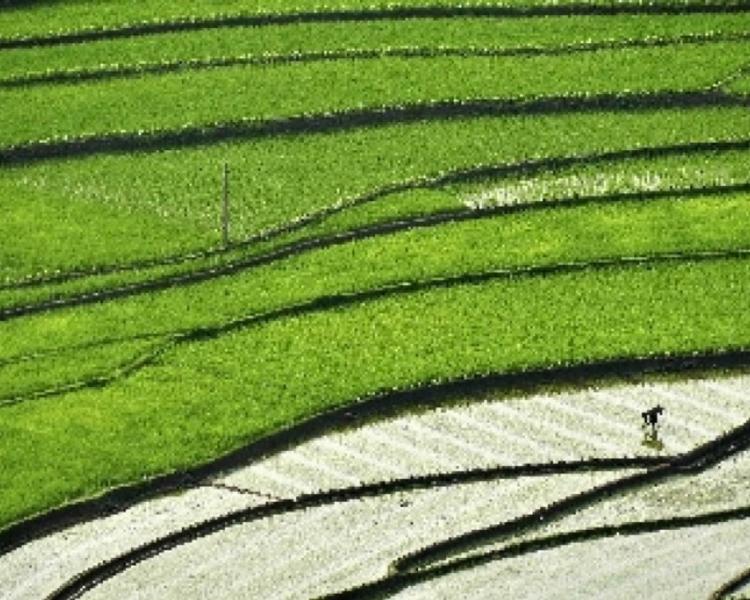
[0,336,166,403]
[275,145,750,239]
[0,179,210,285]
[1,256,748,527]
[2,192,748,399]
[3,140,750,311]
[4,14,749,82]
[2,0,749,538]
[4,106,750,282]
[726,71,750,93]
[0,0,737,40]
[453,147,750,208]
[2,41,747,147]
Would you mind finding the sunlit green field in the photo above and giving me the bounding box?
[1,0,749,536]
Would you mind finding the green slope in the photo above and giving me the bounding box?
[1,1,749,534]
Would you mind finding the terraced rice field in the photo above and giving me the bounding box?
[2,0,750,597]
[2,371,749,598]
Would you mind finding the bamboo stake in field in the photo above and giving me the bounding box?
[221,161,230,248]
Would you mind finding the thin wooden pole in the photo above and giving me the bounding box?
[221,161,230,247]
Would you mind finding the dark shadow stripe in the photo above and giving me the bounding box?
[1,351,749,561]
[5,136,750,295]
[5,30,749,89]
[1,91,746,166]
[390,406,750,576]
[2,215,749,329]
[42,459,661,600]
[324,421,750,598]
[4,247,750,410]
[3,3,750,50]
[174,248,750,344]
[4,137,750,319]
[712,565,750,599]
[44,372,750,600]
[2,191,748,323]
[322,505,750,599]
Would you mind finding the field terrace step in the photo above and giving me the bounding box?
[0,487,264,600]
[1,369,748,598]
[215,371,750,496]
[395,516,750,600]
[78,472,627,600]
[440,441,750,569]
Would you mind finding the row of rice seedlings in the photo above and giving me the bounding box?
[0,179,211,286]
[4,14,749,84]
[1,256,747,534]
[456,148,750,209]
[2,190,748,380]
[3,40,748,147]
[0,0,737,42]
[0,141,748,318]
[4,105,749,280]
[278,145,750,245]
[7,135,749,313]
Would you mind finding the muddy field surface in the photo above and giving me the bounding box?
[2,370,749,599]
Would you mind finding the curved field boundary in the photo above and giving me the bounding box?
[3,134,750,308]
[0,2,748,49]
[390,412,750,575]
[5,247,750,411]
[6,30,749,89]
[321,506,750,599]
[1,90,746,166]
[713,566,750,599]
[0,332,164,369]
[1,347,748,560]
[0,340,175,408]
[3,3,750,50]
[2,178,750,323]
[42,386,750,600]
[320,425,750,598]
[43,459,654,600]
[4,136,750,296]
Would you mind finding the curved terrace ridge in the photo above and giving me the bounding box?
[2,247,750,410]
[40,377,750,600]
[2,353,748,560]
[5,30,749,89]
[3,141,750,313]
[323,506,750,598]
[711,564,750,599]
[2,90,746,166]
[2,206,749,321]
[2,179,750,297]
[3,2,750,49]
[2,5,749,596]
